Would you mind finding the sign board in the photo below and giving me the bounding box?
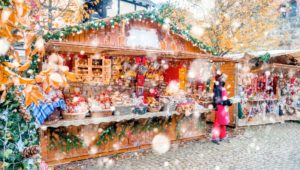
[126,28,160,49]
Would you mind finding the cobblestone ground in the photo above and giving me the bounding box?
[55,123,300,170]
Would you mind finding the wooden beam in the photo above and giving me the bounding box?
[46,41,238,62]
[251,63,300,73]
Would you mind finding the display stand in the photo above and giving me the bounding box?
[237,58,300,126]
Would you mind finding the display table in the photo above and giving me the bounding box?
[42,111,183,128]
[40,109,210,166]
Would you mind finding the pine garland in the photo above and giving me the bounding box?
[96,117,172,146]
[96,124,117,146]
[48,128,83,152]
[258,52,271,62]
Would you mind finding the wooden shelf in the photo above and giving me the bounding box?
[197,100,213,104]
[92,75,103,77]
[74,55,111,82]
[77,65,88,68]
[92,65,102,68]
[42,109,211,128]
[248,98,279,102]
[251,63,300,73]
[238,114,300,126]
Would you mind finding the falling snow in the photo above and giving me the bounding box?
[152,134,171,154]
[0,38,10,55]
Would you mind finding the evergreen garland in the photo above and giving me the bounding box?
[96,124,117,146]
[48,128,83,152]
[96,117,172,146]
[258,52,271,62]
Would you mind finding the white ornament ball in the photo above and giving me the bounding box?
[152,134,170,154]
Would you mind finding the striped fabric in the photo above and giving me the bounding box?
[28,99,66,125]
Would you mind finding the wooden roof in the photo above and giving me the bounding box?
[46,40,237,62]
[45,11,236,62]
[288,51,300,61]
[251,63,300,73]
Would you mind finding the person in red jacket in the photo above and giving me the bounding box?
[211,72,232,145]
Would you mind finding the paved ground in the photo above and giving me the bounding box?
[56,122,300,170]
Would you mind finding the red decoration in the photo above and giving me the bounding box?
[137,74,145,86]
[273,76,278,95]
[197,82,205,92]
[290,77,296,88]
[135,56,147,65]
[163,66,180,84]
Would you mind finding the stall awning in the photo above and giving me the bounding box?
[46,41,237,62]
[251,63,300,73]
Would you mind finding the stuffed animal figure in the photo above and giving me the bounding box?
[41,53,70,91]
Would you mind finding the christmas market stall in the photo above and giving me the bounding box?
[36,11,237,165]
[236,53,300,126]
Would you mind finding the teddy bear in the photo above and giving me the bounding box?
[41,53,70,88]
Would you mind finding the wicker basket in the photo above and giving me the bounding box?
[91,110,113,118]
[62,111,87,120]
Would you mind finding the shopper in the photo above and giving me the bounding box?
[211,72,232,145]
[279,4,288,18]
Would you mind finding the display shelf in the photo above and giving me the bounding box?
[197,100,212,104]
[238,114,300,126]
[74,56,111,82]
[238,114,285,126]
[77,65,88,68]
[42,109,211,128]
[43,111,178,128]
[247,98,279,102]
[251,63,300,73]
[92,65,103,68]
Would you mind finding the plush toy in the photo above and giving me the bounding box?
[41,53,71,91]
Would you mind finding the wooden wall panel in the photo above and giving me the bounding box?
[41,115,206,166]
[220,62,237,126]
[206,62,237,126]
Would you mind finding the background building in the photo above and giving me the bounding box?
[88,0,155,20]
